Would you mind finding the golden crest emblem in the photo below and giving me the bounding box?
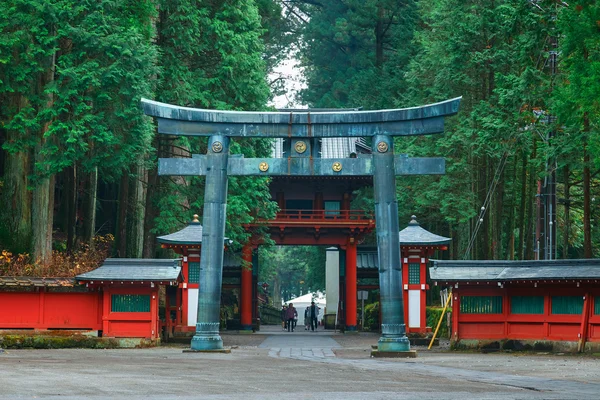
[377,141,389,153]
[212,141,223,153]
[294,141,307,154]
[259,161,269,172]
[332,162,342,172]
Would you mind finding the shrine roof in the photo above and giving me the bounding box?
[157,215,235,247]
[399,216,451,246]
[429,259,600,282]
[357,252,379,269]
[0,276,76,288]
[76,259,181,282]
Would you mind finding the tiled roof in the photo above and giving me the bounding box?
[430,259,600,282]
[76,259,181,282]
[157,218,203,245]
[399,216,451,245]
[357,252,378,269]
[0,277,76,287]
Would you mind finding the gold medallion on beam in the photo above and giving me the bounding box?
[294,141,307,154]
[259,161,269,172]
[332,162,342,172]
[377,141,389,153]
[212,141,223,153]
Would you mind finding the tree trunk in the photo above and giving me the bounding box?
[582,121,592,258]
[126,165,145,258]
[562,165,570,259]
[82,166,98,247]
[508,158,518,260]
[143,136,159,258]
[116,172,129,257]
[1,95,31,253]
[31,174,53,265]
[517,150,527,259]
[493,167,505,260]
[480,156,490,259]
[31,25,56,265]
[65,165,77,254]
[524,140,537,259]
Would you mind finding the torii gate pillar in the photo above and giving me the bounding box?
[191,135,230,351]
[372,134,409,351]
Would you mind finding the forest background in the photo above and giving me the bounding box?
[0,0,599,300]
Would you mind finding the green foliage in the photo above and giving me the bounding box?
[298,0,418,109]
[363,301,380,331]
[259,246,326,301]
[426,306,451,339]
[151,0,275,249]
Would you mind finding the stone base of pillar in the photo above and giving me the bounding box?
[184,348,231,354]
[190,322,223,350]
[345,325,358,332]
[239,325,253,333]
[371,349,417,358]
[190,334,223,351]
[377,323,410,352]
[377,336,411,352]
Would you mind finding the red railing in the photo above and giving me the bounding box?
[274,209,373,222]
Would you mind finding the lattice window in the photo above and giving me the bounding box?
[595,297,600,315]
[111,294,150,313]
[408,262,420,284]
[188,261,200,284]
[511,296,544,314]
[551,296,583,315]
[460,296,503,314]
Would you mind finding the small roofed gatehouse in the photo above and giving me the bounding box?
[356,216,450,333]
[430,259,600,353]
[0,259,181,346]
[76,259,182,340]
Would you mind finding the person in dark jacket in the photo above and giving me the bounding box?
[304,307,310,330]
[309,301,320,331]
[281,305,288,331]
[285,303,298,332]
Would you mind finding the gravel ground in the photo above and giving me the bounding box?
[3,328,598,400]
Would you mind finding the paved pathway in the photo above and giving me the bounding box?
[258,327,341,360]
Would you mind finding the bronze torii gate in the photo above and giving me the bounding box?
[142,97,461,353]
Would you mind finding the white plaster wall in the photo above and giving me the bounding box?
[408,290,420,328]
[325,248,339,315]
[188,289,198,326]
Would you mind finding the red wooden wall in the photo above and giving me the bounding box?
[0,290,102,330]
[452,285,600,343]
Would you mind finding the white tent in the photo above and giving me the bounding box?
[285,292,326,326]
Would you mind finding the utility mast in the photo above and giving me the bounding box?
[535,1,564,260]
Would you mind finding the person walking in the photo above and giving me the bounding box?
[281,304,288,331]
[309,301,320,332]
[286,303,297,332]
[304,307,310,330]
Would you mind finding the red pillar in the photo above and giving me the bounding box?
[241,244,253,331]
[345,239,357,331]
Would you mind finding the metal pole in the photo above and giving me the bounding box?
[372,134,410,352]
[190,135,229,351]
[361,297,365,330]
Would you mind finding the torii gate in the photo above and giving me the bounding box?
[142,97,461,353]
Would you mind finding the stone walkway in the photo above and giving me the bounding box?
[258,327,341,360]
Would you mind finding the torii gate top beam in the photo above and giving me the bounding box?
[141,97,461,138]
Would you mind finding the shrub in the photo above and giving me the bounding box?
[0,234,114,277]
[426,306,452,339]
